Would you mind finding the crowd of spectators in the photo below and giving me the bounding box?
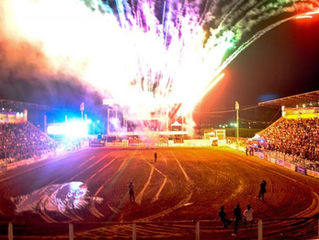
[260,118,319,164]
[0,122,57,167]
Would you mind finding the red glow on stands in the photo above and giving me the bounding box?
[201,72,225,101]
[295,9,319,20]
[295,15,313,19]
[306,10,319,15]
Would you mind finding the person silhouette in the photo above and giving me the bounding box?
[129,181,135,203]
[233,203,242,236]
[243,204,254,228]
[218,206,232,228]
[258,180,267,201]
[154,152,157,163]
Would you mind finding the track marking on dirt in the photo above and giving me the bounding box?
[94,156,130,195]
[138,191,193,221]
[107,203,119,214]
[227,151,319,218]
[141,154,168,203]
[135,166,154,205]
[60,208,83,222]
[291,191,319,218]
[85,157,118,183]
[37,199,58,223]
[38,209,56,223]
[152,177,168,203]
[3,153,99,202]
[32,154,107,192]
[106,150,175,221]
[70,152,114,181]
[78,155,96,168]
[0,149,95,184]
[48,197,83,222]
[0,156,67,184]
[89,204,104,218]
[37,154,111,192]
[89,151,137,219]
[132,151,194,221]
[160,152,168,165]
[231,152,299,183]
[229,179,244,200]
[170,151,190,182]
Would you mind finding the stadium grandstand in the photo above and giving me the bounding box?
[0,99,51,112]
[0,99,51,130]
[253,90,319,171]
[0,99,57,171]
[1,95,319,239]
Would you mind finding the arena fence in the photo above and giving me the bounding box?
[252,149,319,178]
[1,217,319,240]
[228,143,319,178]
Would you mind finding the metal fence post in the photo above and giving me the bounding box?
[8,222,13,240]
[195,221,200,240]
[258,219,263,240]
[132,223,136,240]
[69,223,74,240]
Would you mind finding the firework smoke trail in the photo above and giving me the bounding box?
[0,0,318,133]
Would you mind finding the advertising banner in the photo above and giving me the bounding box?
[254,152,264,159]
[276,159,284,166]
[258,152,264,159]
[306,169,319,178]
[283,161,296,171]
[269,158,276,164]
[276,159,295,171]
[296,166,307,175]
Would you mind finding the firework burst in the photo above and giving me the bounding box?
[1,0,318,132]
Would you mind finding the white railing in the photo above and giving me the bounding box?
[3,218,319,240]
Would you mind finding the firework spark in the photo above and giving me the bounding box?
[0,0,318,132]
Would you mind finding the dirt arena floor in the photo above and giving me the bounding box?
[0,146,319,239]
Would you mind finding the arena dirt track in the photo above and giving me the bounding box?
[0,146,319,239]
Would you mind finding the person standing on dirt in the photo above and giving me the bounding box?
[233,203,242,236]
[258,180,267,201]
[218,206,232,228]
[154,152,157,163]
[243,204,254,228]
[129,181,135,203]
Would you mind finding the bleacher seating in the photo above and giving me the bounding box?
[0,122,56,165]
[260,118,319,163]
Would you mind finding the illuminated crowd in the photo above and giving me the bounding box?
[0,122,56,166]
[261,118,319,163]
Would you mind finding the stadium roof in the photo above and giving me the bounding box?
[0,99,51,111]
[258,90,319,107]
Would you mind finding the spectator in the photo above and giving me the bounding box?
[154,152,157,163]
[260,118,319,169]
[129,181,135,203]
[258,180,267,201]
[0,122,56,165]
[243,204,254,228]
[233,203,242,236]
[218,206,232,228]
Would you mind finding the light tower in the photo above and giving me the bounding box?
[235,101,239,145]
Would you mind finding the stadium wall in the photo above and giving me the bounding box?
[283,107,319,119]
[230,145,319,179]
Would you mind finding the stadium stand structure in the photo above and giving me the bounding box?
[0,99,51,131]
[0,122,57,170]
[0,99,51,111]
[257,90,319,171]
[258,90,319,108]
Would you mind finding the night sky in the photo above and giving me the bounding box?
[0,14,318,119]
[196,15,319,114]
